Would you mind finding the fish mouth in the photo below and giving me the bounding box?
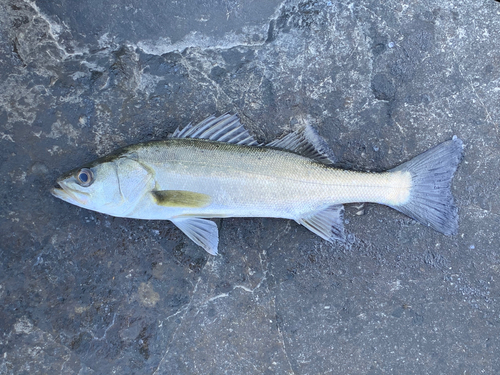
[51,181,87,205]
[51,182,71,200]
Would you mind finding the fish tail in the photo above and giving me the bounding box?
[389,137,464,235]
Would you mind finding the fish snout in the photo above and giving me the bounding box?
[51,180,88,205]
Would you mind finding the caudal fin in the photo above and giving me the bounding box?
[389,137,464,235]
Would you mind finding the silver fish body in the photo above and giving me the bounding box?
[52,114,464,254]
[125,139,408,219]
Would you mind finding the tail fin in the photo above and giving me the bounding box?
[389,137,464,235]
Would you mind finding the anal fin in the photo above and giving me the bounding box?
[297,205,345,242]
[171,218,219,255]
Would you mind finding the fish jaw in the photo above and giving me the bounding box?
[51,180,89,207]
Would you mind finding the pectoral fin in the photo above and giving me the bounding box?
[152,190,211,208]
[171,218,219,255]
[297,205,345,242]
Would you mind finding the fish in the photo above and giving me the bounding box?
[52,113,464,255]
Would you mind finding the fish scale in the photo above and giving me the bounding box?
[133,139,409,217]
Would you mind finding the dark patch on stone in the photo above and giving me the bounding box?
[371,73,396,101]
[221,48,255,71]
[210,65,227,82]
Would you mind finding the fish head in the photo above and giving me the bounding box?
[52,152,154,217]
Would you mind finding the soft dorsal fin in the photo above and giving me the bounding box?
[171,113,259,146]
[296,204,345,242]
[266,125,337,164]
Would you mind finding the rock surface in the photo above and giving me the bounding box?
[1,0,499,374]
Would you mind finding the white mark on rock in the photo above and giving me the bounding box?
[136,282,160,307]
[14,317,34,334]
[0,132,14,142]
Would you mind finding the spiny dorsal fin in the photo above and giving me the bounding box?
[266,125,337,165]
[171,113,259,146]
[297,204,345,242]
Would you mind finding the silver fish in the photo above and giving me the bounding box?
[52,114,464,254]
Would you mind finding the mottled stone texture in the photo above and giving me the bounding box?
[1,0,499,374]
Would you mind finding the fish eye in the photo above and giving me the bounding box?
[76,168,94,187]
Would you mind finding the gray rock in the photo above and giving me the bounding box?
[1,0,499,374]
